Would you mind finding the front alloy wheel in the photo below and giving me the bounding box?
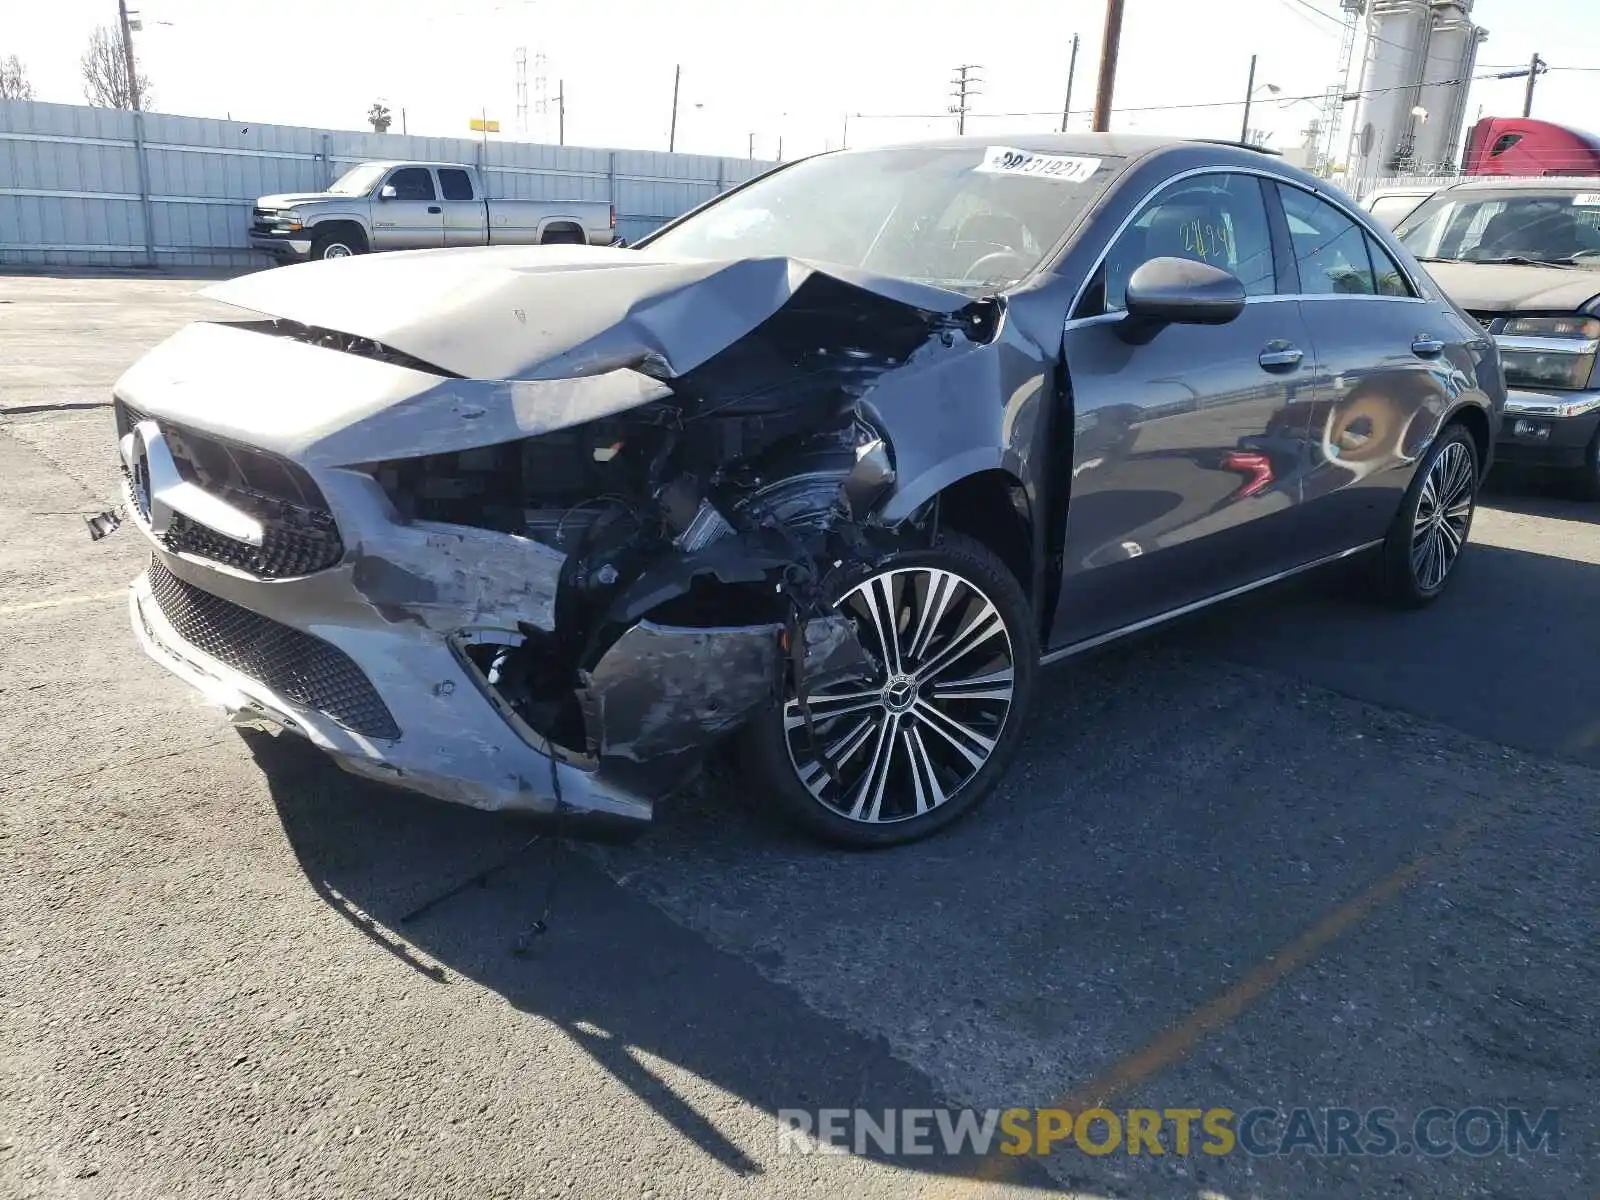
[747,532,1037,846]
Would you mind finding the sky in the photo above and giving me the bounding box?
[5,0,1598,164]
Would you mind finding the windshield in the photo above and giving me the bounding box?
[642,144,1124,291]
[1396,189,1600,265]
[325,164,390,197]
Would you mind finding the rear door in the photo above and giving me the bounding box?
[438,168,487,246]
[374,166,445,249]
[1053,169,1320,648]
[1274,182,1475,556]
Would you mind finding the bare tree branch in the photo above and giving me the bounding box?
[0,53,35,101]
[80,26,152,110]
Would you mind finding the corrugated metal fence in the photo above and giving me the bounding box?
[0,99,778,269]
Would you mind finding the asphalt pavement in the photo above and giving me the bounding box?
[1,272,1595,1200]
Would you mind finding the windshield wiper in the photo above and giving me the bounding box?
[1471,255,1580,268]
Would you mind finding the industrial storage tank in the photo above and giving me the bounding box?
[1347,0,1487,182]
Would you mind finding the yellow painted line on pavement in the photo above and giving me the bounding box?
[0,588,125,618]
[927,810,1494,1197]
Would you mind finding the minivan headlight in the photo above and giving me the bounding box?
[1496,316,1599,391]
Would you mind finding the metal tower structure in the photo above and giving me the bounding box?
[1318,0,1365,173]
[514,46,528,136]
[948,65,982,135]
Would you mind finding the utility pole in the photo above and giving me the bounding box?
[1522,52,1545,118]
[948,64,982,135]
[777,134,783,161]
[1061,34,1080,133]
[117,0,142,111]
[842,112,850,149]
[668,64,680,152]
[557,80,565,145]
[748,131,755,159]
[401,107,407,135]
[1091,0,1124,132]
[1240,53,1258,143]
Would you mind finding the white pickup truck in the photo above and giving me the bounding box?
[249,160,617,263]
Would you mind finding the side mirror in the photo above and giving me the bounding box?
[1119,257,1246,345]
[378,184,397,200]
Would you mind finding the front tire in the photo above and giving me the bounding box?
[310,230,365,261]
[744,532,1038,847]
[1375,422,1479,607]
[1576,428,1600,501]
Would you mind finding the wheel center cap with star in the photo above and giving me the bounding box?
[882,676,917,713]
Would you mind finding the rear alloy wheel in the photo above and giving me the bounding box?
[1376,423,1479,607]
[746,533,1037,847]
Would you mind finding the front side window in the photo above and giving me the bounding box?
[1095,173,1276,314]
[1278,185,1376,295]
[387,167,436,202]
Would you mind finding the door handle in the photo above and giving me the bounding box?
[1258,343,1304,371]
[1411,335,1444,357]
[428,205,442,214]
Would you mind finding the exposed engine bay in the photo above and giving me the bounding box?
[342,273,991,767]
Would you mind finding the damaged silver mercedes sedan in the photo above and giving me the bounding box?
[113,135,1503,846]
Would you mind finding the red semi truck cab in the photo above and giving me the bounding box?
[1465,117,1600,177]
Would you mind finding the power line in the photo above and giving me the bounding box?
[850,68,1539,124]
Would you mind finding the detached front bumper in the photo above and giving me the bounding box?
[249,233,312,262]
[1495,388,1600,469]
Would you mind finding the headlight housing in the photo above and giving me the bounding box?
[1496,316,1599,391]
[272,210,303,232]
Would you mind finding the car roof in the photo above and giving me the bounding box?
[861,132,1278,159]
[360,160,474,171]
[1439,175,1600,191]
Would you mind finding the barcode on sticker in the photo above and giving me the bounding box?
[975,147,1102,183]
[1571,193,1600,206]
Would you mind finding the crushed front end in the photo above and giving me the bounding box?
[110,251,995,832]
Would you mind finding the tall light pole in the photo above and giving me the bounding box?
[1091,0,1125,132]
[117,0,142,111]
[1061,34,1080,133]
[668,64,681,152]
[1522,52,1545,118]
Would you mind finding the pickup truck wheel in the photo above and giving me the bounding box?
[310,231,365,260]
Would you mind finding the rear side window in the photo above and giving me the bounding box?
[1366,234,1415,297]
[1097,172,1277,313]
[1278,185,1376,295]
[387,167,436,202]
[439,169,474,201]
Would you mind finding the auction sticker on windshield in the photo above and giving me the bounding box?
[976,147,1102,183]
[1571,193,1600,206]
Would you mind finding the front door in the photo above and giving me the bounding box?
[374,166,444,250]
[1052,171,1318,649]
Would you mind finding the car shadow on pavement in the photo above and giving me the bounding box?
[243,729,1057,1187]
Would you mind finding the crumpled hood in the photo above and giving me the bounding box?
[1422,260,1600,313]
[255,193,346,209]
[202,244,976,382]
